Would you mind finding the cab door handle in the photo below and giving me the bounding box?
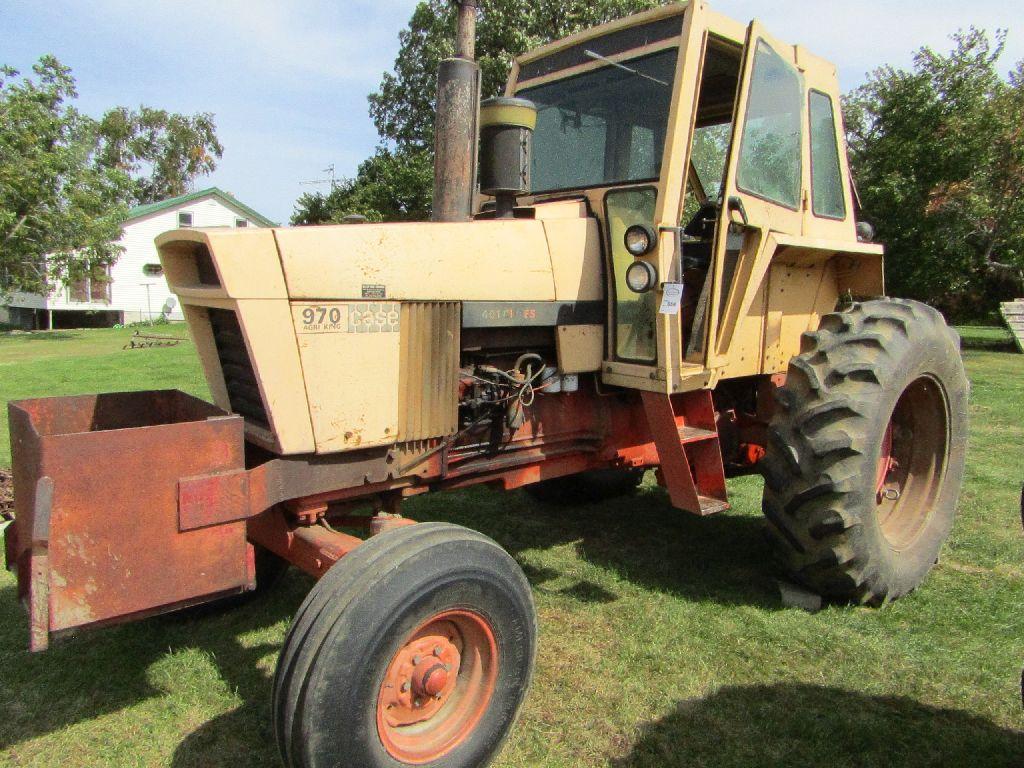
[727,196,750,227]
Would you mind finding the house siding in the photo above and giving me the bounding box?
[4,194,268,326]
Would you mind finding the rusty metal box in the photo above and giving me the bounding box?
[6,390,255,650]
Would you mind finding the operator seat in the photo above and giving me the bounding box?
[680,200,719,270]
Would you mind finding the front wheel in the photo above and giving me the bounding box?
[273,522,537,768]
[761,298,969,605]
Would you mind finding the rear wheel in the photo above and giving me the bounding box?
[761,298,969,604]
[273,522,536,768]
[524,468,644,505]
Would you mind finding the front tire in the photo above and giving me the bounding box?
[273,522,537,768]
[761,299,969,605]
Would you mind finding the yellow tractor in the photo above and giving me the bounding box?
[6,3,968,767]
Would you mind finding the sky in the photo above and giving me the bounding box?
[4,1,1022,224]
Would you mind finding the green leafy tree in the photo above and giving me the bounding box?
[370,0,666,151]
[294,0,663,225]
[292,148,433,224]
[96,106,223,205]
[0,56,224,294]
[0,57,128,294]
[844,30,1024,319]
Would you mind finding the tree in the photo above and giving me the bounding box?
[370,0,666,152]
[0,57,128,294]
[96,106,223,205]
[844,30,1024,319]
[295,0,664,225]
[292,148,433,224]
[0,56,224,294]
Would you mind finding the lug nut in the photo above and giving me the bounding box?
[401,681,410,693]
[433,646,443,657]
[412,655,421,665]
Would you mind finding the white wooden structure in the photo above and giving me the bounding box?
[1000,299,1024,354]
[1,188,275,329]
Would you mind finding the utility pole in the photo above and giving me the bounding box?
[140,282,155,325]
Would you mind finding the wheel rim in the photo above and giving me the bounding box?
[875,376,949,550]
[377,610,498,764]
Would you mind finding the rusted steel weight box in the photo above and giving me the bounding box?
[5,390,255,651]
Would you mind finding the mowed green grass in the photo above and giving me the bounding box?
[0,326,1021,767]
[0,327,207,468]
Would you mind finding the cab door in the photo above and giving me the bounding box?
[699,22,806,369]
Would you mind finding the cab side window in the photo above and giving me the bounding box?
[736,40,803,209]
[808,90,847,219]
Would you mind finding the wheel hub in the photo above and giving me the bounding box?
[874,377,948,550]
[876,420,900,501]
[376,610,498,763]
[380,631,462,726]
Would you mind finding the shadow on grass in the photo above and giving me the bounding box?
[403,483,782,610]
[0,571,313,766]
[0,332,79,342]
[962,339,1018,353]
[0,482,780,764]
[613,683,1024,767]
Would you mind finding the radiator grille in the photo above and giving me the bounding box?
[207,309,270,430]
[399,302,460,441]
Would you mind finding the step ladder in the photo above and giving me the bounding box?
[641,390,729,516]
[1000,299,1024,354]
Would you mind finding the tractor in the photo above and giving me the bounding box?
[5,2,969,767]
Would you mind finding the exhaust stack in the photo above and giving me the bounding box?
[432,0,481,222]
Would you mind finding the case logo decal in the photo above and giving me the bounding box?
[295,303,400,334]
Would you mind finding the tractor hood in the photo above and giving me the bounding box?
[154,208,604,458]
[155,209,602,305]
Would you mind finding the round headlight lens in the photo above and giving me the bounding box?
[625,261,658,294]
[624,224,656,256]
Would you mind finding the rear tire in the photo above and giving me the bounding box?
[273,522,536,768]
[524,468,644,505]
[761,298,969,605]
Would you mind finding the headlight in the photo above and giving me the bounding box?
[624,224,657,256]
[625,261,658,294]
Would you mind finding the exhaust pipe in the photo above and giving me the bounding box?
[432,0,481,222]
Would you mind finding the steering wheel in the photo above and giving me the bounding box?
[683,200,720,241]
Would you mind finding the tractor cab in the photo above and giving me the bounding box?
[507,2,868,393]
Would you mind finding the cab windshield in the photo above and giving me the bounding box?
[518,48,678,194]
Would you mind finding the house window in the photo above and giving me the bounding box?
[235,218,248,228]
[69,263,112,304]
[143,263,164,277]
[178,211,193,227]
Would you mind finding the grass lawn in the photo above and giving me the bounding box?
[0,326,207,469]
[0,326,1021,767]
[957,324,1018,352]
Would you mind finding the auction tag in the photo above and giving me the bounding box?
[659,283,684,315]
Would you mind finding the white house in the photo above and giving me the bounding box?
[1,187,276,329]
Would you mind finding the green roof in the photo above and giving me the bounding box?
[125,187,278,227]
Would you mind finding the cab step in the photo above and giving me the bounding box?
[698,496,730,515]
[642,390,729,516]
[679,426,718,443]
